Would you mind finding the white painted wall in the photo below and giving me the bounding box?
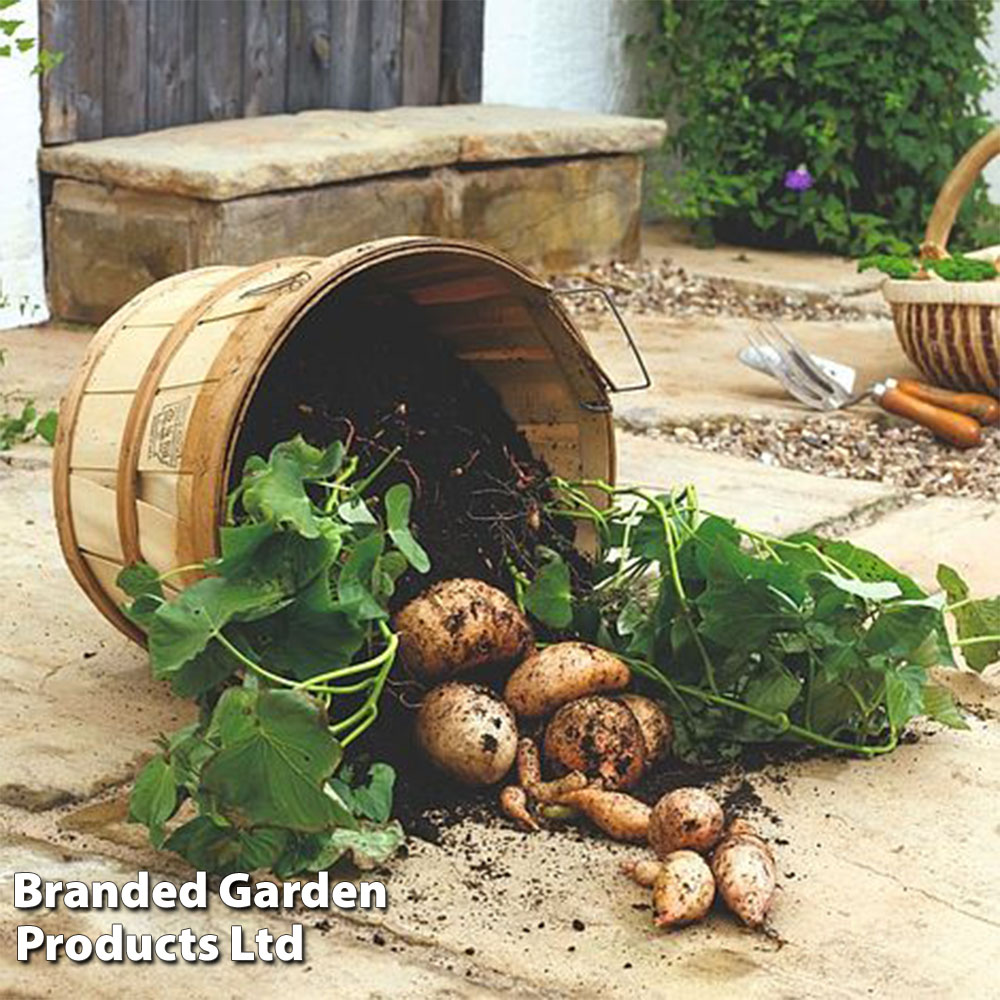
[482,0,651,114]
[982,4,1000,202]
[0,0,47,329]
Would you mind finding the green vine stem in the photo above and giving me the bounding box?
[953,634,1000,647]
[623,653,899,758]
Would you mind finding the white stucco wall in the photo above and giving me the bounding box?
[0,0,47,329]
[983,4,1000,202]
[481,0,651,114]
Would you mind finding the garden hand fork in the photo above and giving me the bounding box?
[742,321,998,449]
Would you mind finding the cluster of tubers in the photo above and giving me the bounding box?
[624,791,776,930]
[395,579,777,932]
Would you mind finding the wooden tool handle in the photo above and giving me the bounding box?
[893,377,1000,425]
[875,384,982,449]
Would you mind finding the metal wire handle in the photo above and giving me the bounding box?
[551,285,652,403]
[238,269,314,299]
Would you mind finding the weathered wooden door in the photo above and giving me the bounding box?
[40,0,484,144]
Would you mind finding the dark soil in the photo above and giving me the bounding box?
[232,284,587,608]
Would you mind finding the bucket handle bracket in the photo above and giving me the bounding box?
[550,285,651,411]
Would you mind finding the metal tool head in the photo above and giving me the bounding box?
[741,323,857,411]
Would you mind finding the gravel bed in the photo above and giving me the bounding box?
[551,258,886,322]
[630,414,1000,501]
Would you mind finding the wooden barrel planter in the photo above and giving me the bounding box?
[53,237,621,643]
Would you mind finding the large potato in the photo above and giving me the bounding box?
[504,642,630,718]
[652,851,716,928]
[543,695,645,789]
[394,579,533,685]
[415,683,518,786]
[618,694,673,764]
[648,787,724,858]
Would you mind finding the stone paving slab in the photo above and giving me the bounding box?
[617,432,897,536]
[583,312,920,426]
[2,271,998,997]
[0,466,189,810]
[39,105,666,201]
[0,324,92,411]
[849,497,1000,596]
[643,223,883,301]
[3,699,998,999]
[0,837,522,999]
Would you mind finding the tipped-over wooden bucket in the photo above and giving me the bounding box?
[53,237,624,643]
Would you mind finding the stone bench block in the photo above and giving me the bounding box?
[41,105,665,322]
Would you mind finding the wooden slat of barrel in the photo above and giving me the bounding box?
[116,260,293,568]
[137,471,192,518]
[69,475,124,561]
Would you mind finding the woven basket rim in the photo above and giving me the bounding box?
[881,277,1000,305]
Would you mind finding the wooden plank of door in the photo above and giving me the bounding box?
[244,0,289,117]
[440,0,483,104]
[401,0,442,106]
[195,0,245,121]
[148,0,197,130]
[287,0,331,111]
[370,0,403,109]
[39,0,78,143]
[103,0,148,137]
[330,0,371,110]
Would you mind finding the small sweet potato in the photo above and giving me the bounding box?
[556,787,651,843]
[395,579,533,685]
[621,857,664,888]
[648,787,725,858]
[499,785,539,831]
[652,851,716,928]
[711,833,776,928]
[618,694,672,764]
[503,642,630,718]
[516,736,542,787]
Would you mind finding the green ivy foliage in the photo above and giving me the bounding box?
[646,0,997,255]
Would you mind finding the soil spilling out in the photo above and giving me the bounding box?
[232,284,588,821]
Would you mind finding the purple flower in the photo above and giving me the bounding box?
[784,164,814,192]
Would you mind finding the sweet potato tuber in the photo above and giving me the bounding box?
[648,787,724,858]
[499,785,539,831]
[395,579,533,685]
[618,694,672,764]
[556,787,651,843]
[503,642,630,718]
[415,683,518,785]
[712,826,776,928]
[652,851,716,928]
[621,858,664,888]
[543,696,645,789]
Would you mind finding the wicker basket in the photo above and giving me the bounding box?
[881,127,1000,393]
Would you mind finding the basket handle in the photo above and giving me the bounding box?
[922,126,1000,256]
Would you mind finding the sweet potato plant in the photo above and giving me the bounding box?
[520,479,999,759]
[122,437,428,875]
